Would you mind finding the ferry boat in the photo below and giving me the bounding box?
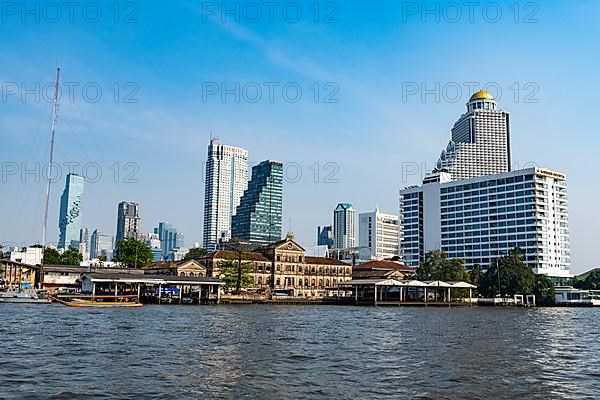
[0,288,51,304]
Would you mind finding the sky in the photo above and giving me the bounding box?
[1,0,599,273]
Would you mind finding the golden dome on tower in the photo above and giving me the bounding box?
[469,89,495,101]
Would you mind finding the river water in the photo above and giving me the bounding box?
[0,304,598,399]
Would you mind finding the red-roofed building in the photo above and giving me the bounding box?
[353,260,416,280]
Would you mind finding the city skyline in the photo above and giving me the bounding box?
[1,1,599,273]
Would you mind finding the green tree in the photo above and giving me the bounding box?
[470,264,483,288]
[114,238,153,268]
[479,248,535,297]
[575,269,600,290]
[43,248,62,265]
[61,247,83,265]
[533,274,556,306]
[417,250,470,282]
[183,247,208,261]
[219,259,254,294]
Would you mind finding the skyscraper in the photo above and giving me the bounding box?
[317,225,334,248]
[90,230,114,260]
[79,227,90,260]
[57,173,84,249]
[434,90,511,181]
[203,139,249,251]
[154,222,185,258]
[115,201,141,244]
[359,208,399,260]
[333,203,356,250]
[231,160,283,247]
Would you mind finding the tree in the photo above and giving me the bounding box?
[183,247,208,261]
[417,250,470,282]
[219,259,254,294]
[43,248,62,265]
[478,248,535,297]
[114,238,153,268]
[61,247,83,265]
[470,265,483,288]
[534,274,556,306]
[575,269,600,290]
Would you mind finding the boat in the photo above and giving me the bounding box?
[0,288,51,304]
[49,295,143,308]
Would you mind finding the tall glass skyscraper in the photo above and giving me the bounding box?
[203,139,249,251]
[57,173,84,249]
[115,201,141,244]
[434,90,511,181]
[90,229,114,260]
[231,160,283,247]
[333,203,356,250]
[154,222,185,258]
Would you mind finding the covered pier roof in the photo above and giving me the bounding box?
[80,273,225,286]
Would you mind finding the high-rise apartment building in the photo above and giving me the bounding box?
[90,230,114,260]
[231,160,283,247]
[79,227,90,260]
[333,203,356,250]
[399,168,571,281]
[115,201,141,244]
[203,139,249,251]
[358,208,399,260]
[434,90,511,181]
[57,173,84,249]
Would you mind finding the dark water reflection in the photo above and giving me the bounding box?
[0,305,599,399]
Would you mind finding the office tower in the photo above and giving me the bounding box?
[90,230,114,261]
[57,173,84,249]
[333,203,356,250]
[115,201,141,244]
[79,227,90,260]
[317,225,334,248]
[231,160,284,247]
[143,232,164,261]
[203,139,249,251]
[154,222,185,257]
[434,90,511,181]
[399,168,571,282]
[359,207,400,260]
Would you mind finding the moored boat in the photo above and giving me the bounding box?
[49,295,142,308]
[0,288,51,304]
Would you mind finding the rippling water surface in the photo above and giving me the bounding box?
[1,304,599,399]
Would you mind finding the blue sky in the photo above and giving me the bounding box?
[1,0,598,272]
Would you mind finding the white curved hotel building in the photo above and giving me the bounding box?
[399,91,571,283]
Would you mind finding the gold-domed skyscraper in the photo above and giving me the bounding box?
[434,89,511,181]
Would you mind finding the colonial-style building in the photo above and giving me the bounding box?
[142,260,207,277]
[199,234,352,297]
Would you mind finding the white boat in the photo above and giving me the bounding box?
[0,288,51,304]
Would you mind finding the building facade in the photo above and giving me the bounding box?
[154,222,185,258]
[199,235,352,297]
[115,201,141,244]
[231,160,283,247]
[435,90,511,181]
[358,208,400,260]
[203,139,249,252]
[399,168,571,279]
[333,203,356,250]
[317,225,334,248]
[90,230,114,260]
[57,173,84,249]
